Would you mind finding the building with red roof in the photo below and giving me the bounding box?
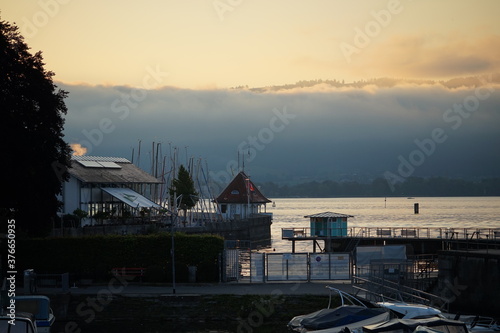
[215,171,272,221]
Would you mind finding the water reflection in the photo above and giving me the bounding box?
[267,197,499,252]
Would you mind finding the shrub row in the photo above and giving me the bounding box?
[16,233,224,283]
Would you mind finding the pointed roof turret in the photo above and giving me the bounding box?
[215,171,271,204]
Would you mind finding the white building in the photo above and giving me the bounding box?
[61,156,162,226]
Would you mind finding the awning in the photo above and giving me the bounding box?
[101,187,162,209]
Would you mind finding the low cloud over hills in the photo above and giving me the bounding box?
[62,75,500,184]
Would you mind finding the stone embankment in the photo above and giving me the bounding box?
[49,290,331,332]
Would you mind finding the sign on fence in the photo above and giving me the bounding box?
[309,254,350,280]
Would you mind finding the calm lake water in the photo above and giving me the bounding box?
[266,196,500,253]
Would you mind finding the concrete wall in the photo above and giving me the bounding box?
[437,250,500,316]
[180,214,272,247]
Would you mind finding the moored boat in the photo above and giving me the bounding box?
[376,301,443,319]
[287,287,392,333]
[362,316,468,333]
[446,314,500,333]
[0,311,38,333]
[14,296,55,333]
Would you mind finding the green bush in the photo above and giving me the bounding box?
[16,233,224,282]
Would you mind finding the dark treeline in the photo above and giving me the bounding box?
[257,177,500,198]
[236,74,500,92]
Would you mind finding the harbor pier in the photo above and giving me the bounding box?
[282,224,500,316]
[282,227,500,254]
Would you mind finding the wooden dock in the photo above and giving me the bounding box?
[282,227,500,254]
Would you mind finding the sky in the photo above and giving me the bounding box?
[3,0,500,88]
[2,1,500,185]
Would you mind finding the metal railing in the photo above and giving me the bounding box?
[35,272,70,292]
[282,227,500,241]
[352,274,450,312]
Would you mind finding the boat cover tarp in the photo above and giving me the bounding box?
[363,317,468,333]
[413,326,446,333]
[299,306,389,330]
[101,187,162,209]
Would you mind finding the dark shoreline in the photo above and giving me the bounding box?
[258,177,500,198]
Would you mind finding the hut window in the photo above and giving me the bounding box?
[221,204,227,213]
[231,190,239,194]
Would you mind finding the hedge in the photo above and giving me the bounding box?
[16,233,224,283]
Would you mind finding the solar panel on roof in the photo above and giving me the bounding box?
[72,156,130,163]
[77,160,123,169]
[77,160,104,168]
[98,161,122,169]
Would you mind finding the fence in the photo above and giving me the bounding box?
[282,227,500,240]
[228,252,351,283]
[22,272,70,293]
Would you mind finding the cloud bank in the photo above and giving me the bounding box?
[61,76,500,184]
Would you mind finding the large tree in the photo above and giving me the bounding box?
[169,165,199,221]
[0,18,71,236]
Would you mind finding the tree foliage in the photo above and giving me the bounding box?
[169,165,199,216]
[16,233,224,282]
[0,18,71,236]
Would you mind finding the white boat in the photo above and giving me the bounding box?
[378,301,500,332]
[376,301,443,319]
[0,312,38,333]
[362,316,469,333]
[14,296,55,333]
[287,287,392,333]
[447,314,500,333]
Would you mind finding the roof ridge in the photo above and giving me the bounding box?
[304,212,354,218]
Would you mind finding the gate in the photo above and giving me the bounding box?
[267,253,309,281]
[223,241,252,282]
[224,249,241,281]
[250,252,265,282]
[309,253,350,280]
[245,252,351,282]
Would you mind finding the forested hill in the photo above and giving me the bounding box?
[256,177,500,198]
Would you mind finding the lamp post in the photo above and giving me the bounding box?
[170,194,183,295]
[171,212,176,294]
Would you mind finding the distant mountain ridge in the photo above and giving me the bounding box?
[231,73,500,92]
[256,176,500,198]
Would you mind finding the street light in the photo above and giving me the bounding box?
[170,212,176,294]
[170,194,183,295]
